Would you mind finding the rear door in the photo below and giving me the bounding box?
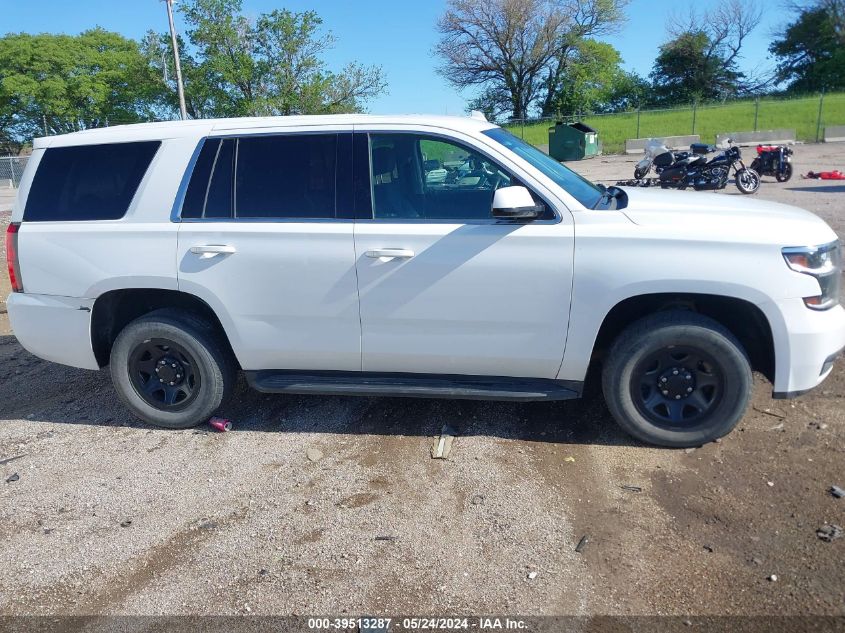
[352,128,574,378]
[176,126,362,371]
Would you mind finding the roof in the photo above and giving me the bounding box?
[34,113,498,148]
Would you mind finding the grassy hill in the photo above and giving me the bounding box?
[505,93,845,154]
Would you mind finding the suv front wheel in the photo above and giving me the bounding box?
[602,311,753,447]
[110,309,236,429]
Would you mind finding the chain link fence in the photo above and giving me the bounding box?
[0,155,30,189]
[505,92,845,153]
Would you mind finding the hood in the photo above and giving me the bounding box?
[617,187,837,247]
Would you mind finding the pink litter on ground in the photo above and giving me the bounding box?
[209,417,232,432]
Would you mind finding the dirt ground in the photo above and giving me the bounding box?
[0,143,843,619]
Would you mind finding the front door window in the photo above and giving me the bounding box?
[369,133,513,221]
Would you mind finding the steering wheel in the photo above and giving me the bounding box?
[479,163,504,189]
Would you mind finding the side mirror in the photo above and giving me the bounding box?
[491,186,542,220]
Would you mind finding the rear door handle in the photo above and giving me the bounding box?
[190,244,236,259]
[365,248,415,260]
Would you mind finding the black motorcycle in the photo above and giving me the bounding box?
[750,145,793,182]
[626,139,760,194]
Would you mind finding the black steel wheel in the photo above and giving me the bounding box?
[110,309,236,429]
[602,311,752,447]
[128,338,201,411]
[631,346,723,428]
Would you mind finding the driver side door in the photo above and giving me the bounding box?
[353,130,574,379]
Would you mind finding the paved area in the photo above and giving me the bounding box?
[0,144,843,617]
[565,142,845,237]
[0,188,15,216]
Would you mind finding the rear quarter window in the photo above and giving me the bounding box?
[23,141,160,221]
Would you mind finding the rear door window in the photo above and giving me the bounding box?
[181,138,235,219]
[205,139,235,218]
[181,139,220,219]
[24,141,160,221]
[235,134,337,219]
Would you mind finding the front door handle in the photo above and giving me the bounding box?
[365,248,415,260]
[190,244,236,259]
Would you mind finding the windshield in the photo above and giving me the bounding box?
[482,127,603,209]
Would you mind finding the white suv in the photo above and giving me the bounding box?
[6,114,845,447]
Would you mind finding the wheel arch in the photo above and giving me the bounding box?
[90,288,240,369]
[588,292,775,383]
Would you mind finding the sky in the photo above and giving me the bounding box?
[1,0,790,115]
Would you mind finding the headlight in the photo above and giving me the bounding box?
[783,241,841,310]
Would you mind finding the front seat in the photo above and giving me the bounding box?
[372,146,420,219]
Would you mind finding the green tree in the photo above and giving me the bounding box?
[141,31,223,119]
[546,39,642,116]
[770,1,845,92]
[167,0,386,117]
[435,0,627,121]
[649,0,763,105]
[538,0,629,116]
[650,31,745,104]
[0,29,168,146]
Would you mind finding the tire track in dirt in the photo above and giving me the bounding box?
[332,398,594,615]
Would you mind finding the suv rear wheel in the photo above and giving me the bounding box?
[602,311,753,447]
[110,309,236,429]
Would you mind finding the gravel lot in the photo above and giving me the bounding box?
[0,143,843,618]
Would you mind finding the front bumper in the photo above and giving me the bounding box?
[770,299,845,397]
[6,292,99,370]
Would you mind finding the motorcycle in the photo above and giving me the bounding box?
[633,139,675,179]
[627,138,760,194]
[750,144,793,182]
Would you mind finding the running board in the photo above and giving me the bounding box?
[245,371,582,402]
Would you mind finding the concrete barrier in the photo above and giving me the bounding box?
[824,125,845,142]
[715,129,795,147]
[625,135,700,154]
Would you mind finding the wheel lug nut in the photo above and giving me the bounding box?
[172,363,177,368]
[675,395,681,400]
[662,390,669,396]
[159,378,164,383]
[687,387,693,392]
[661,377,667,383]
[169,381,174,386]
[673,370,679,375]
[685,374,691,379]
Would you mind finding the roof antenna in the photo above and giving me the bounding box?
[469,110,487,122]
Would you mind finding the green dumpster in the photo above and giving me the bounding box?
[548,121,600,161]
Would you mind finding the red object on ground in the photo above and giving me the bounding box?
[209,417,232,432]
[803,170,845,180]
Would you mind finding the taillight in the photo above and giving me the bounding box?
[5,223,23,292]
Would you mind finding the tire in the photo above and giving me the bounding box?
[776,163,793,182]
[634,166,647,179]
[601,311,753,448]
[735,168,760,194]
[110,309,236,429]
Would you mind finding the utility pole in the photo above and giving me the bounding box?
[163,0,188,120]
[816,88,825,143]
